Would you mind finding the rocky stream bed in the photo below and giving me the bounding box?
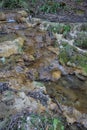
[0,10,87,130]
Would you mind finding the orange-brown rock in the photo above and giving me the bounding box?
[0,37,24,57]
[51,69,61,81]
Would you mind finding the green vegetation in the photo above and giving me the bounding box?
[0,0,66,14]
[59,44,73,65]
[59,43,87,73]
[40,1,61,13]
[4,112,64,130]
[74,32,87,49]
[53,118,64,130]
[48,24,71,37]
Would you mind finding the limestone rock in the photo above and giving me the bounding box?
[0,37,24,57]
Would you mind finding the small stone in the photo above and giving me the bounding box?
[51,69,61,81]
[49,103,57,111]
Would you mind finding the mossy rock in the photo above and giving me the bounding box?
[74,32,87,49]
[59,44,87,74]
[59,44,77,65]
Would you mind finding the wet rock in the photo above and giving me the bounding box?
[0,37,24,57]
[0,12,6,21]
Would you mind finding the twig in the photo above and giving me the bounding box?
[53,97,63,114]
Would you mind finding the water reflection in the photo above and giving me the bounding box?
[45,75,87,113]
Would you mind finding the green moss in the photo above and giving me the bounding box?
[81,64,87,73]
[4,112,64,130]
[40,1,62,13]
[74,32,87,49]
[59,49,69,65]
[75,54,87,73]
[59,44,87,73]
[48,24,71,37]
